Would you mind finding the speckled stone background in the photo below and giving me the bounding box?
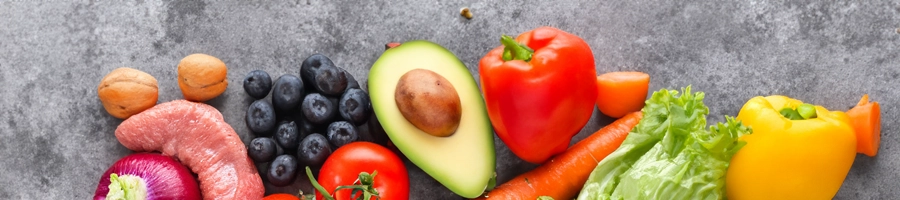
[1,0,898,199]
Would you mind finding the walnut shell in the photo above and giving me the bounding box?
[177,53,228,102]
[97,67,159,119]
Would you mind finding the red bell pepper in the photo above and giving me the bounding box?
[479,27,598,164]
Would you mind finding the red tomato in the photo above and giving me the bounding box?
[315,142,409,200]
[262,194,300,200]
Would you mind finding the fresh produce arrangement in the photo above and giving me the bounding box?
[95,54,266,200]
[240,53,373,190]
[93,25,884,200]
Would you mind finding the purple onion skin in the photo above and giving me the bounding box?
[94,152,201,200]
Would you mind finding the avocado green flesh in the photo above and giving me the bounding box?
[368,40,495,198]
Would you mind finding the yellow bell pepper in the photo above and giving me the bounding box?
[726,95,856,200]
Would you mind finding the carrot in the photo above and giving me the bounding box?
[847,94,881,157]
[477,111,643,200]
[595,72,650,118]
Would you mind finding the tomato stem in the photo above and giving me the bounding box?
[306,167,336,200]
[305,166,382,200]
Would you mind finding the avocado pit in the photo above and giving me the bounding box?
[395,68,462,137]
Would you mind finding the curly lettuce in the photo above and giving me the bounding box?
[577,86,751,200]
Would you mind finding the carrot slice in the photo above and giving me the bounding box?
[476,111,643,200]
[847,94,881,157]
[595,72,650,118]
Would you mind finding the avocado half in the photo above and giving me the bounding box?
[368,40,495,198]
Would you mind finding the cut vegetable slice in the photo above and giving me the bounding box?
[847,94,881,157]
[595,72,650,118]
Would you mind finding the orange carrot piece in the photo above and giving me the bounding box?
[477,112,643,200]
[596,72,650,118]
[847,94,881,157]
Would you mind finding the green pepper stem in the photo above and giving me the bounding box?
[779,108,802,120]
[797,104,817,119]
[500,35,534,62]
[779,104,818,120]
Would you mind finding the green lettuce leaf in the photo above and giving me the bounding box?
[577,86,751,200]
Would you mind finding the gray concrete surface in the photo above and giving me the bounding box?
[1,0,898,199]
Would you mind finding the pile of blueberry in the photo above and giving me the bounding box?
[243,54,372,187]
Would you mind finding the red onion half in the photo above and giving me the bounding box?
[94,152,201,200]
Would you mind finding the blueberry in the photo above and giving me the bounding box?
[297,133,332,167]
[340,67,360,92]
[302,93,337,125]
[327,121,358,148]
[243,70,273,99]
[297,115,324,137]
[267,154,298,186]
[339,88,371,126]
[246,100,277,136]
[355,123,373,143]
[300,54,334,92]
[272,74,304,112]
[315,67,348,97]
[274,108,303,127]
[301,54,347,97]
[275,121,303,150]
[247,137,277,163]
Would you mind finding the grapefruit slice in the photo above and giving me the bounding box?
[115,100,264,200]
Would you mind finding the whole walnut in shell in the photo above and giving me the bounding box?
[177,53,228,102]
[97,67,158,119]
